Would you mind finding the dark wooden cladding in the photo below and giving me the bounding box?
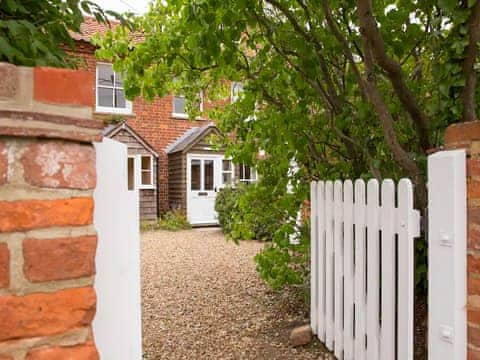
[168,151,186,212]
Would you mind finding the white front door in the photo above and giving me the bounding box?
[187,154,223,225]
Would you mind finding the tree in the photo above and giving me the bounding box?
[96,0,480,213]
[0,0,129,67]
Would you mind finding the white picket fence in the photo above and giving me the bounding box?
[310,179,420,360]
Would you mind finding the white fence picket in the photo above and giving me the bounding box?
[310,181,318,335]
[354,180,367,360]
[334,180,344,357]
[317,181,326,341]
[366,179,380,360]
[343,180,354,360]
[380,180,396,360]
[325,181,334,349]
[397,179,418,360]
[310,178,419,360]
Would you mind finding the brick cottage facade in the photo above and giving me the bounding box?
[66,18,257,224]
[70,18,211,219]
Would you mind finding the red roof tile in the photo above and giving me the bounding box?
[70,17,119,42]
[71,16,144,44]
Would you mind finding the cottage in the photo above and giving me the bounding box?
[68,18,257,224]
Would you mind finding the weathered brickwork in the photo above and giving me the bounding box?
[0,143,7,186]
[0,198,94,233]
[445,121,480,359]
[0,287,96,341]
[0,63,100,359]
[21,141,96,190]
[23,236,97,282]
[0,244,9,288]
[73,42,209,213]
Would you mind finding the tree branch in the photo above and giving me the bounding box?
[356,0,430,151]
[322,0,427,208]
[461,0,480,122]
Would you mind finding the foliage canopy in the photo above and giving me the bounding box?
[97,0,480,292]
[97,0,480,211]
[0,0,129,67]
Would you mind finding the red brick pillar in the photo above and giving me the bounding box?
[445,121,480,358]
[0,63,102,359]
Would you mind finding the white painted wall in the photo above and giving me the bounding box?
[93,138,142,359]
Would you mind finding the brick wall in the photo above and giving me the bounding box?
[0,62,102,360]
[73,42,209,213]
[445,121,480,359]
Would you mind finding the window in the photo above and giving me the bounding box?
[190,159,201,190]
[239,164,257,183]
[127,157,135,191]
[231,82,243,103]
[222,159,234,186]
[96,63,132,114]
[172,93,203,119]
[141,156,153,187]
[126,155,154,191]
[173,96,187,117]
[204,160,214,190]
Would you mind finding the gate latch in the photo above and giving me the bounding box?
[440,325,454,344]
[440,232,453,247]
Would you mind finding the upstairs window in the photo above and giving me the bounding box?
[239,164,257,184]
[172,93,203,119]
[172,95,187,117]
[96,63,132,114]
[231,82,243,103]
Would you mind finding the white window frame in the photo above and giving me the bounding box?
[96,62,133,115]
[231,82,243,103]
[138,155,154,189]
[127,155,154,190]
[172,92,204,119]
[221,158,235,187]
[238,163,257,184]
[127,156,136,191]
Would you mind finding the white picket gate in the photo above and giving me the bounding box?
[310,179,420,360]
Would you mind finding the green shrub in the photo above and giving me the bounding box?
[215,183,285,242]
[140,210,191,232]
[140,220,157,232]
[214,185,246,237]
[254,221,310,290]
[232,183,286,241]
[158,210,191,231]
[215,179,311,292]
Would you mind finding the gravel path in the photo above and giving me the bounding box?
[141,228,328,359]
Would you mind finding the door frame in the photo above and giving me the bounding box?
[186,153,224,225]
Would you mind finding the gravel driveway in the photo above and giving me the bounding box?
[141,228,328,359]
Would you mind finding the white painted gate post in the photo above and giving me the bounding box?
[428,149,467,360]
[93,138,142,360]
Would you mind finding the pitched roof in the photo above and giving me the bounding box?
[166,123,221,154]
[70,17,115,42]
[70,17,143,43]
[104,121,159,157]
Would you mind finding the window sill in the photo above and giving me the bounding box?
[95,107,134,116]
[138,185,155,190]
[171,113,206,121]
[171,113,189,120]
